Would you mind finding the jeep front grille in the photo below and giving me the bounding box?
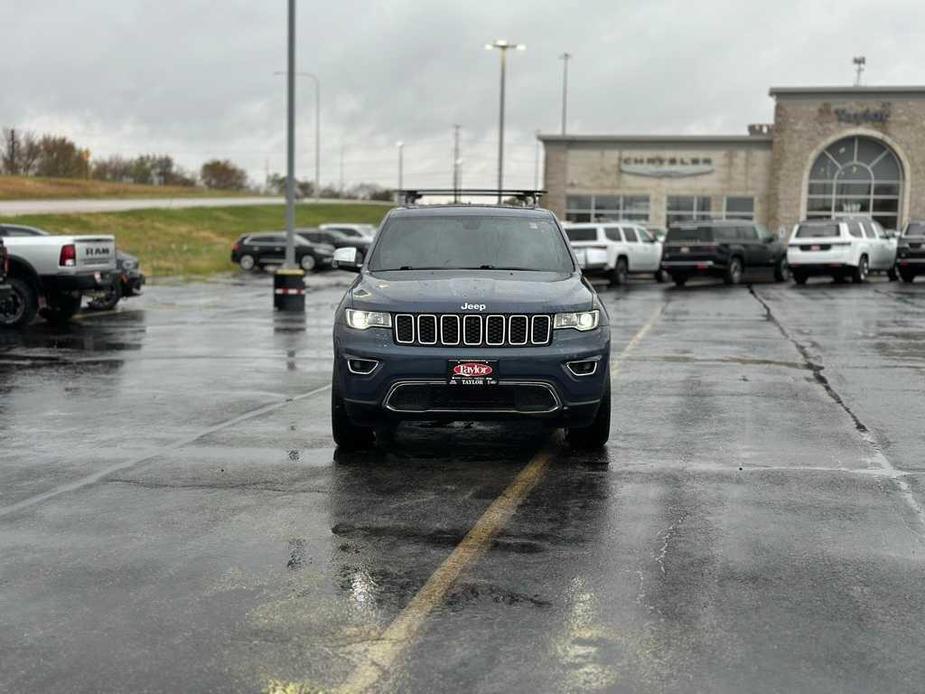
[393,314,551,347]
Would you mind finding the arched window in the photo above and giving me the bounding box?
[805,136,903,229]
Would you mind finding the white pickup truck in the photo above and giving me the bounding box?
[0,234,116,327]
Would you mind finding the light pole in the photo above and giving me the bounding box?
[853,56,866,87]
[485,40,525,202]
[559,52,571,135]
[396,141,404,202]
[452,124,461,201]
[533,129,541,191]
[275,70,321,202]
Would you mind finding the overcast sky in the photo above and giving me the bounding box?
[1,0,923,190]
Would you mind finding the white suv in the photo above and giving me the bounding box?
[564,222,663,285]
[787,217,897,284]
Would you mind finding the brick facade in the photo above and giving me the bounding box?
[542,86,925,232]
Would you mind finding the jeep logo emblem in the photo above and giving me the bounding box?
[460,303,486,311]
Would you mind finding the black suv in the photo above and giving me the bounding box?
[231,232,334,272]
[330,191,612,450]
[298,227,372,261]
[661,220,789,286]
[896,220,925,283]
[0,239,10,305]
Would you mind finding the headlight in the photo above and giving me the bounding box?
[554,310,599,331]
[345,309,392,330]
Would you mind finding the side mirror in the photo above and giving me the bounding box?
[333,246,361,272]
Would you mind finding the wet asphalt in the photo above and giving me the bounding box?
[1,271,924,693]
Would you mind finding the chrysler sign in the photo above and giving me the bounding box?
[620,155,714,178]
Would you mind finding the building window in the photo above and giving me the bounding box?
[666,196,711,225]
[566,195,650,223]
[724,196,754,220]
[805,136,903,230]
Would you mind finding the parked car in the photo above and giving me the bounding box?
[86,250,146,311]
[564,222,663,285]
[662,220,789,286]
[787,217,897,284]
[320,223,378,239]
[896,220,925,283]
[231,232,334,272]
[1,232,115,327]
[0,224,144,312]
[297,227,372,262]
[0,239,10,305]
[331,194,611,450]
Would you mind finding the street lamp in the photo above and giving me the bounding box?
[396,141,404,202]
[485,39,525,202]
[275,70,321,202]
[559,52,572,135]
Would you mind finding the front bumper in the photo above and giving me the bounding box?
[122,271,146,295]
[334,322,610,426]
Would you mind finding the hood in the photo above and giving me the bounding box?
[348,269,594,314]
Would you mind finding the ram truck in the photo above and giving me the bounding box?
[0,234,116,327]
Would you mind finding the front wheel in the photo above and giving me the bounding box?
[852,255,869,284]
[300,254,317,272]
[774,257,791,282]
[610,257,628,286]
[724,257,743,285]
[654,269,666,283]
[900,269,916,283]
[567,385,611,449]
[0,277,39,328]
[887,267,899,282]
[87,280,122,311]
[331,379,374,451]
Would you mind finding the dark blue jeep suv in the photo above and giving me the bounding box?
[330,194,611,450]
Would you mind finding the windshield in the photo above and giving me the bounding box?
[904,222,925,237]
[368,215,574,272]
[565,228,597,242]
[666,227,714,242]
[795,223,841,239]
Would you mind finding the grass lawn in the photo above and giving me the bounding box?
[8,203,389,277]
[0,175,253,200]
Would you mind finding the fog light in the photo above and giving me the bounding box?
[347,358,379,375]
[565,359,598,377]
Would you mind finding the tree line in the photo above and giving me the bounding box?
[2,127,395,199]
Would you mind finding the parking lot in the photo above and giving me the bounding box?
[2,273,924,693]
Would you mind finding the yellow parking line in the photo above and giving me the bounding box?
[297,303,665,694]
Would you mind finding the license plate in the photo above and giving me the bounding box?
[447,359,498,386]
[810,245,821,251]
[680,246,690,253]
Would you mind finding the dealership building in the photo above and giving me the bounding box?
[540,86,925,232]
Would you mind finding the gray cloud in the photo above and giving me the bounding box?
[1,0,922,189]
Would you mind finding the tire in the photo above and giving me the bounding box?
[567,383,611,449]
[724,256,743,285]
[774,256,791,282]
[900,269,916,283]
[331,378,374,451]
[792,270,808,285]
[654,269,666,283]
[672,274,688,287]
[887,267,899,282]
[40,291,82,324]
[610,257,628,286]
[239,254,256,271]
[87,280,122,311]
[852,255,869,284]
[300,254,317,272]
[0,277,39,328]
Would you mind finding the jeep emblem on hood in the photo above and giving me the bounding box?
[460,303,486,311]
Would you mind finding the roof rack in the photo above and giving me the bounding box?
[398,189,546,207]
